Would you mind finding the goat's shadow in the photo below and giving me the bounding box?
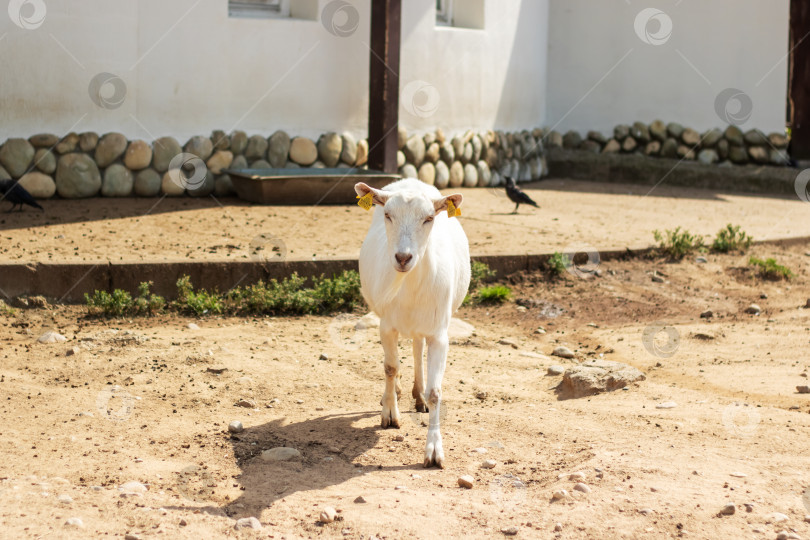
[166,410,428,519]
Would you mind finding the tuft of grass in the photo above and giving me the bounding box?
[711,224,752,253]
[0,299,16,317]
[653,227,705,260]
[548,252,567,277]
[175,276,225,316]
[85,282,165,317]
[469,261,496,292]
[476,285,512,304]
[226,271,362,315]
[749,256,793,280]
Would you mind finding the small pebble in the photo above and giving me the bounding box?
[393,434,404,442]
[805,515,810,523]
[760,293,768,299]
[119,481,147,493]
[66,346,80,356]
[234,398,256,408]
[498,338,518,348]
[535,327,546,335]
[395,485,406,491]
[458,475,474,489]
[319,353,328,361]
[696,256,708,263]
[38,331,66,344]
[573,482,591,493]
[729,472,747,478]
[744,503,755,513]
[475,391,487,400]
[651,275,664,283]
[554,523,563,532]
[319,506,337,523]
[64,517,84,528]
[797,385,810,394]
[481,459,496,469]
[187,323,200,330]
[501,526,518,536]
[57,494,73,504]
[228,421,244,433]
[234,517,262,530]
[353,496,366,503]
[656,401,677,409]
[568,472,586,481]
[745,304,761,315]
[547,365,565,376]
[125,534,142,540]
[296,399,304,404]
[638,508,653,516]
[552,346,575,359]
[700,310,713,318]
[719,503,735,516]
[768,512,789,523]
[179,519,188,527]
[551,489,568,501]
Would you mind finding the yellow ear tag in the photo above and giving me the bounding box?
[357,192,373,211]
[447,199,461,218]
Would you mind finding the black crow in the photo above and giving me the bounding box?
[504,176,538,214]
[0,179,44,212]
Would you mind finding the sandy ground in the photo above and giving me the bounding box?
[1,240,810,539]
[1,180,810,264]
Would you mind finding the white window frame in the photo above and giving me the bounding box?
[436,0,453,27]
[229,0,289,19]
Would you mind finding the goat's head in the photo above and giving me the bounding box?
[355,182,463,273]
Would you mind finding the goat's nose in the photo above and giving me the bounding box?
[395,252,413,266]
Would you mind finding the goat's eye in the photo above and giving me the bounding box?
[423,217,434,224]
[384,214,391,221]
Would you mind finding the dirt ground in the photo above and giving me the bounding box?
[2,180,810,264]
[1,237,810,538]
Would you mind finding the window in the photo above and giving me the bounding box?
[229,0,288,19]
[436,0,484,30]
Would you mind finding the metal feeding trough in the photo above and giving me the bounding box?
[225,168,401,205]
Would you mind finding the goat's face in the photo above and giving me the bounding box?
[355,182,463,273]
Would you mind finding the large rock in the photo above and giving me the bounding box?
[18,171,55,198]
[448,161,464,188]
[161,170,185,196]
[728,145,749,164]
[461,142,474,164]
[613,124,630,141]
[716,139,729,160]
[471,135,483,162]
[78,132,99,152]
[666,122,684,139]
[95,132,128,168]
[440,142,455,164]
[244,135,268,160]
[152,137,182,173]
[184,136,214,161]
[724,126,744,146]
[476,160,491,187]
[681,128,700,146]
[230,130,248,155]
[768,132,788,149]
[557,360,646,398]
[697,149,718,165]
[133,168,161,197]
[28,133,59,148]
[631,122,651,144]
[743,129,768,146]
[462,163,478,187]
[289,137,317,165]
[123,140,152,170]
[56,153,102,198]
[649,120,667,141]
[0,165,9,181]
[211,130,230,151]
[340,132,357,166]
[214,174,234,196]
[261,447,301,462]
[55,133,79,154]
[660,138,679,158]
[602,139,620,153]
[267,130,290,168]
[206,150,233,174]
[317,132,342,167]
[434,160,450,189]
[418,162,435,185]
[0,138,35,177]
[231,155,248,170]
[769,148,790,166]
[403,135,426,167]
[643,141,661,156]
[546,131,564,148]
[425,142,440,164]
[187,170,215,197]
[562,131,582,149]
[748,146,769,164]
[101,164,134,197]
[702,128,723,148]
[400,163,417,178]
[355,139,368,166]
[397,126,408,149]
[33,148,56,174]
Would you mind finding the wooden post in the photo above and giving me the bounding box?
[789,0,810,160]
[367,0,401,173]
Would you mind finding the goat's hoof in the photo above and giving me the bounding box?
[380,413,401,429]
[423,455,445,469]
[415,401,428,413]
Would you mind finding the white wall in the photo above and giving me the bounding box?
[0,0,548,141]
[546,0,790,135]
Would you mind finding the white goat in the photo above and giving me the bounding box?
[354,178,471,468]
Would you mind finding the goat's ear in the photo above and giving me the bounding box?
[354,182,389,206]
[433,193,463,217]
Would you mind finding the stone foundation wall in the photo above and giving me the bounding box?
[0,128,549,200]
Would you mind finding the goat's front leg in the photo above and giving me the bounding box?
[412,338,427,412]
[380,323,401,429]
[424,332,448,468]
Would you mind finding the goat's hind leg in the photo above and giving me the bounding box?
[412,338,427,412]
[379,324,401,428]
